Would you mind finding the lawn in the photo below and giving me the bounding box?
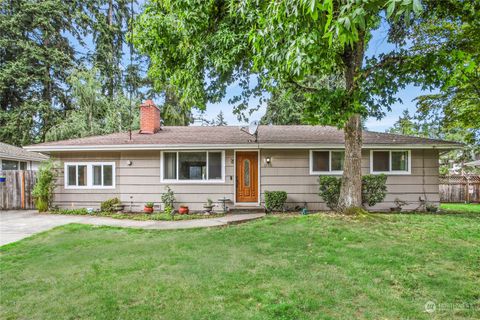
[440,203,480,214]
[1,213,479,319]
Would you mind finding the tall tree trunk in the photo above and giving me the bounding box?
[338,32,365,211]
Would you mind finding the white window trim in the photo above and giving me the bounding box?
[309,150,344,175]
[64,162,116,189]
[160,150,225,184]
[370,150,411,175]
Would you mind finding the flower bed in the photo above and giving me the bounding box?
[49,209,225,221]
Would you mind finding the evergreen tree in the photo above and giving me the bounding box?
[387,110,420,136]
[0,0,84,145]
[213,111,227,126]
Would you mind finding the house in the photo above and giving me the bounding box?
[0,142,48,171]
[24,100,462,212]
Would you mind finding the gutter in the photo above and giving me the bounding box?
[23,143,464,153]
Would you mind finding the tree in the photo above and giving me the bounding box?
[0,0,85,145]
[388,110,420,136]
[133,0,422,211]
[409,1,480,133]
[46,68,139,141]
[213,111,228,126]
[261,84,307,125]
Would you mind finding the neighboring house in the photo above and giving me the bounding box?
[0,142,48,171]
[24,100,462,211]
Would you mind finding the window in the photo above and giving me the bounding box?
[161,151,225,182]
[370,150,410,174]
[310,150,345,174]
[92,164,113,186]
[1,160,27,170]
[64,162,115,188]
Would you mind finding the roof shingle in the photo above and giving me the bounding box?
[24,125,462,149]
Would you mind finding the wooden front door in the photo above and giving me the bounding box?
[236,152,258,203]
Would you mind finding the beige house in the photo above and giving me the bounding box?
[24,101,461,212]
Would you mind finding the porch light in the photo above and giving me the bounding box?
[266,156,271,165]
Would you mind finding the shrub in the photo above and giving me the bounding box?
[318,176,342,210]
[100,197,121,212]
[361,174,387,207]
[32,160,58,212]
[318,174,388,211]
[161,186,175,209]
[264,191,288,212]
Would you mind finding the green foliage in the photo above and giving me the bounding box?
[361,174,387,207]
[0,0,150,146]
[52,208,89,215]
[164,205,174,220]
[318,176,342,211]
[161,186,175,209]
[45,68,140,141]
[145,202,154,208]
[32,160,58,212]
[264,191,288,212]
[319,175,387,210]
[100,198,121,213]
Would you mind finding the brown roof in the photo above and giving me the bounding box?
[0,142,49,161]
[24,125,462,149]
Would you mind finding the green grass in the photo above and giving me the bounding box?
[1,213,479,319]
[441,203,480,214]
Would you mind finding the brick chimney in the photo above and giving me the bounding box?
[139,100,161,134]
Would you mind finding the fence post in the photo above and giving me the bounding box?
[21,171,25,209]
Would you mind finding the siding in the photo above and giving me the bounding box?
[51,148,439,212]
[260,149,439,211]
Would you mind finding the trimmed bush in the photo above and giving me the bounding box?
[318,174,387,211]
[318,176,342,210]
[264,191,288,212]
[361,174,387,207]
[100,197,121,212]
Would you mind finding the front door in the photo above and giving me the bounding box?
[236,152,258,203]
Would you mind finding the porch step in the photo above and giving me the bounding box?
[229,207,265,214]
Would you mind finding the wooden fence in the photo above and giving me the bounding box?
[0,171,37,210]
[439,175,480,203]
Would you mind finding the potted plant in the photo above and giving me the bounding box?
[203,198,214,214]
[144,202,154,213]
[0,173,6,183]
[390,198,408,212]
[178,205,189,215]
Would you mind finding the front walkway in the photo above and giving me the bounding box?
[0,210,265,246]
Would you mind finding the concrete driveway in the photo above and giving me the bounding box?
[0,210,265,246]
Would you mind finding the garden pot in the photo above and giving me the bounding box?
[0,175,5,183]
[203,205,214,213]
[144,206,154,213]
[178,206,189,215]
